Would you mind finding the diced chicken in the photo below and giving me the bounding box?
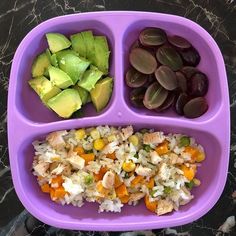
[102,171,115,189]
[33,162,49,177]
[169,153,184,165]
[67,155,85,170]
[46,130,67,150]
[135,165,153,177]
[49,162,59,172]
[158,163,171,181]
[121,125,133,140]
[62,163,72,176]
[179,187,193,205]
[150,151,162,164]
[129,192,145,202]
[102,141,119,154]
[143,132,165,145]
[51,164,64,175]
[157,199,174,216]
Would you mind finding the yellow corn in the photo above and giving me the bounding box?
[51,156,61,161]
[107,134,117,142]
[75,129,86,140]
[196,151,205,162]
[128,135,139,146]
[90,129,100,140]
[94,138,105,151]
[122,161,136,172]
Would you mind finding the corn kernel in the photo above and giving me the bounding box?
[196,151,205,162]
[122,161,136,172]
[94,138,105,151]
[90,129,100,140]
[75,129,86,140]
[107,134,116,142]
[128,135,139,146]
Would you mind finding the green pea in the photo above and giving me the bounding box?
[179,136,190,147]
[84,175,93,185]
[164,187,172,194]
[143,144,152,152]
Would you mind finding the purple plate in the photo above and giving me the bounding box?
[8,11,230,231]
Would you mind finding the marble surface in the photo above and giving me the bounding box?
[0,0,236,235]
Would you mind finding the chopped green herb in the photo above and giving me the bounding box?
[164,187,172,194]
[179,136,190,147]
[84,175,93,185]
[134,153,139,158]
[85,149,93,154]
[150,190,157,197]
[143,144,152,152]
[124,172,130,179]
[185,180,194,190]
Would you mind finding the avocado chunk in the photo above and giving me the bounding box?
[93,36,110,74]
[77,66,103,92]
[46,49,58,67]
[32,52,51,77]
[70,33,86,58]
[28,76,61,104]
[81,31,94,61]
[46,33,71,53]
[90,77,113,112]
[57,53,90,84]
[47,88,82,118]
[73,85,89,105]
[48,66,73,89]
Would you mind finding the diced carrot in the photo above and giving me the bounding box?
[144,195,158,212]
[54,186,67,199]
[115,184,129,198]
[50,188,56,201]
[106,152,116,160]
[146,177,154,189]
[41,184,50,193]
[37,176,44,181]
[131,175,144,187]
[114,174,123,188]
[120,195,130,204]
[180,165,195,181]
[155,141,169,155]
[94,166,108,182]
[184,146,198,162]
[80,153,95,165]
[51,175,64,187]
[74,146,85,155]
[96,181,110,196]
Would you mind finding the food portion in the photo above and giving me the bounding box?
[29,31,113,118]
[126,27,209,118]
[32,125,205,215]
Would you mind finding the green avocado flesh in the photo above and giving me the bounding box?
[90,77,113,112]
[28,76,61,104]
[48,66,73,89]
[77,66,103,92]
[47,88,82,118]
[73,85,89,105]
[31,52,51,77]
[46,33,71,53]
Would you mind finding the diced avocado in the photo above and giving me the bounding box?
[81,31,94,60]
[73,85,89,105]
[57,53,90,84]
[28,76,61,104]
[70,33,86,58]
[32,52,51,77]
[48,66,73,89]
[46,33,71,53]
[47,88,82,118]
[56,49,78,60]
[90,77,113,112]
[46,49,58,67]
[93,36,110,74]
[77,66,103,92]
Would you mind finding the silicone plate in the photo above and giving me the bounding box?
[8,11,230,231]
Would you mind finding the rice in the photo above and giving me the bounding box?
[32,125,205,215]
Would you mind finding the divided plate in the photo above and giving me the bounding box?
[8,12,230,231]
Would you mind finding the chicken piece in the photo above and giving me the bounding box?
[121,126,133,140]
[150,151,162,164]
[143,132,165,145]
[46,130,67,150]
[34,162,49,177]
[135,165,153,177]
[102,141,119,155]
[129,192,145,202]
[169,153,184,165]
[51,164,65,175]
[102,171,115,189]
[49,162,59,172]
[157,199,174,216]
[67,155,85,170]
[62,163,72,176]
[158,163,171,181]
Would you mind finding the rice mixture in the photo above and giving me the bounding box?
[32,125,205,215]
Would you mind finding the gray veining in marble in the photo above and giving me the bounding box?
[0,0,235,235]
